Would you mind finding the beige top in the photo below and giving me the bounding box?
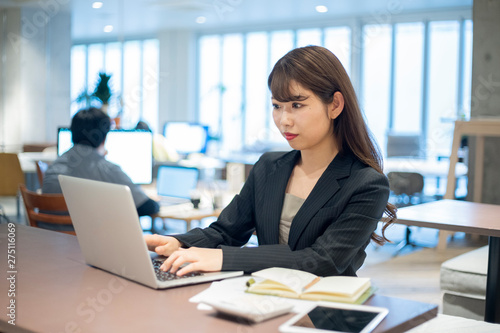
[279,193,306,244]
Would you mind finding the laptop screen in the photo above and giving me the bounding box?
[156,165,199,199]
[57,128,153,184]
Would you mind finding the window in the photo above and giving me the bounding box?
[198,27,353,152]
[392,22,424,134]
[297,28,322,47]
[324,27,352,76]
[196,16,472,157]
[70,45,87,115]
[361,24,392,156]
[221,34,244,152]
[245,32,269,148]
[198,35,222,136]
[70,39,159,130]
[426,21,460,158]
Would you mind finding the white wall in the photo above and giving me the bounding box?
[0,6,71,152]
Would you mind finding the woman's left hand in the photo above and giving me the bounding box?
[160,247,223,276]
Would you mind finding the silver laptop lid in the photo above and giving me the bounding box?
[59,175,158,288]
[59,175,244,289]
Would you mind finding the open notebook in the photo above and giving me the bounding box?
[59,175,243,289]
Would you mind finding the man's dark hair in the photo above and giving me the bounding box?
[70,107,111,148]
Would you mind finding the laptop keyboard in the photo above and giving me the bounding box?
[152,258,202,282]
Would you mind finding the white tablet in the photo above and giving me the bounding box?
[279,302,388,333]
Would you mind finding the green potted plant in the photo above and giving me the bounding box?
[92,72,112,113]
[74,72,113,112]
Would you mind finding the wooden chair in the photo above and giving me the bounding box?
[35,160,49,188]
[0,153,25,219]
[19,184,75,235]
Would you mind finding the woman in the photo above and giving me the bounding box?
[145,46,396,277]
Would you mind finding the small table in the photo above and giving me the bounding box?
[153,206,221,231]
[393,199,500,323]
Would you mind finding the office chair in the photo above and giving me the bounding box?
[19,184,75,235]
[0,153,25,219]
[387,171,426,254]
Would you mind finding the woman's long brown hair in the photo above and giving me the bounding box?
[268,45,397,245]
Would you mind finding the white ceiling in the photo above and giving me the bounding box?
[1,0,473,41]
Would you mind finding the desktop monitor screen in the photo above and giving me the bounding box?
[57,128,153,184]
[163,122,209,155]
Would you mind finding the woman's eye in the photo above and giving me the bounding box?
[272,104,280,110]
[292,103,302,108]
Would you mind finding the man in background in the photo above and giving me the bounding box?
[43,107,159,217]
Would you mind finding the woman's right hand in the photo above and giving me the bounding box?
[143,234,182,256]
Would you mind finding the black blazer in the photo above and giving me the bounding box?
[174,150,390,276]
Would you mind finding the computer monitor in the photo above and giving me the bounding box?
[163,122,209,155]
[57,128,153,184]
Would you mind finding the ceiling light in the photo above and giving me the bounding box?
[315,5,328,13]
[196,16,206,24]
[103,25,113,33]
[92,2,103,9]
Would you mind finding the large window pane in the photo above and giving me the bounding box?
[361,24,392,156]
[245,32,269,148]
[71,45,87,115]
[142,39,159,132]
[122,41,142,129]
[462,20,473,119]
[269,30,294,70]
[105,42,122,119]
[393,23,424,134]
[198,36,222,139]
[296,28,322,47]
[427,21,460,158]
[71,39,159,132]
[268,30,294,143]
[221,34,243,152]
[324,27,351,75]
[87,44,104,92]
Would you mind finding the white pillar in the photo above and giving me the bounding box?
[157,30,197,133]
[468,0,500,204]
[0,4,71,152]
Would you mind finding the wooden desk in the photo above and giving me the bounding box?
[394,199,500,323]
[0,224,438,333]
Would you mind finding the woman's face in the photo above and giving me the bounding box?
[272,81,335,152]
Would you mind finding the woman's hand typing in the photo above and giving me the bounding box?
[161,247,223,276]
[144,234,181,256]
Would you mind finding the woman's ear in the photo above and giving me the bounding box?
[328,91,344,120]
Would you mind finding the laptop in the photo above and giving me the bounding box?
[156,165,199,206]
[58,175,243,289]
